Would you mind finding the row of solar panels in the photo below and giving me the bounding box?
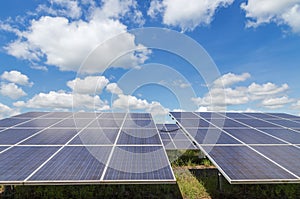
[0,112,175,185]
[170,112,300,184]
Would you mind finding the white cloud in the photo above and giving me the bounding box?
[0,102,19,119]
[37,0,82,19]
[106,83,123,95]
[14,91,109,111]
[261,96,293,109]
[1,70,33,86]
[241,0,300,33]
[67,76,109,94]
[292,100,300,109]
[192,72,292,110]
[248,82,289,99]
[148,0,234,31]
[213,72,250,87]
[112,94,169,116]
[3,0,149,74]
[0,83,27,99]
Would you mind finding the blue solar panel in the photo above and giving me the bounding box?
[264,113,300,119]
[253,146,300,177]
[0,147,8,152]
[74,112,99,118]
[17,119,62,128]
[53,118,93,128]
[40,112,73,118]
[161,139,176,150]
[264,119,300,128]
[70,129,119,145]
[0,118,30,127]
[29,146,112,181]
[173,140,197,149]
[258,128,300,144]
[184,128,241,145]
[177,119,210,128]
[0,146,59,181]
[21,129,78,145]
[202,146,297,182]
[207,118,248,128]
[224,129,285,144]
[104,146,174,181]
[98,112,126,119]
[88,119,123,128]
[0,129,42,145]
[13,112,50,118]
[117,129,161,145]
[234,118,279,128]
[123,119,156,128]
[127,113,152,119]
[194,112,226,119]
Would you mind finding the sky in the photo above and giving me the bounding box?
[0,0,300,121]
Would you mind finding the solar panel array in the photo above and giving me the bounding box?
[0,112,175,185]
[170,112,300,184]
[156,124,198,150]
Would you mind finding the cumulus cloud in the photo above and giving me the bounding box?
[2,0,149,73]
[106,83,123,95]
[192,72,292,111]
[261,96,294,109]
[67,76,109,94]
[0,83,27,99]
[1,70,33,86]
[0,102,19,119]
[148,0,234,31]
[241,0,300,33]
[14,91,109,111]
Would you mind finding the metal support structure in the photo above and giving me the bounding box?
[217,172,223,192]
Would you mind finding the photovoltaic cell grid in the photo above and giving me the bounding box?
[0,112,175,185]
[156,124,198,150]
[170,111,300,184]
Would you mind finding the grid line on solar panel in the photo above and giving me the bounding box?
[201,146,298,183]
[23,113,103,182]
[28,146,112,182]
[257,128,300,144]
[216,113,296,145]
[172,112,300,181]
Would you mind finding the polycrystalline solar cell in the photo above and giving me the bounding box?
[0,146,59,181]
[0,128,42,145]
[258,128,300,144]
[178,119,210,128]
[195,112,226,119]
[104,146,174,181]
[98,112,126,119]
[164,124,180,131]
[74,112,99,118]
[156,124,165,131]
[0,118,30,127]
[169,130,189,140]
[17,119,62,128]
[53,118,93,128]
[29,146,112,181]
[13,112,50,118]
[40,112,73,118]
[123,119,156,128]
[242,113,272,118]
[264,119,300,128]
[159,132,170,139]
[267,113,300,119]
[169,112,197,119]
[127,113,151,119]
[202,146,297,181]
[221,113,252,119]
[224,129,285,144]
[117,129,161,145]
[70,129,119,145]
[185,128,241,145]
[162,140,176,150]
[234,118,279,128]
[0,147,8,152]
[207,118,248,128]
[174,140,197,149]
[88,119,123,128]
[21,129,78,145]
[253,146,300,177]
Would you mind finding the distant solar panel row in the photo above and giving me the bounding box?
[170,111,300,184]
[0,112,175,185]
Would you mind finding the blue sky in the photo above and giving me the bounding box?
[0,0,300,120]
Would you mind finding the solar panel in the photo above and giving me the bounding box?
[170,111,300,184]
[157,124,197,150]
[0,112,175,185]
